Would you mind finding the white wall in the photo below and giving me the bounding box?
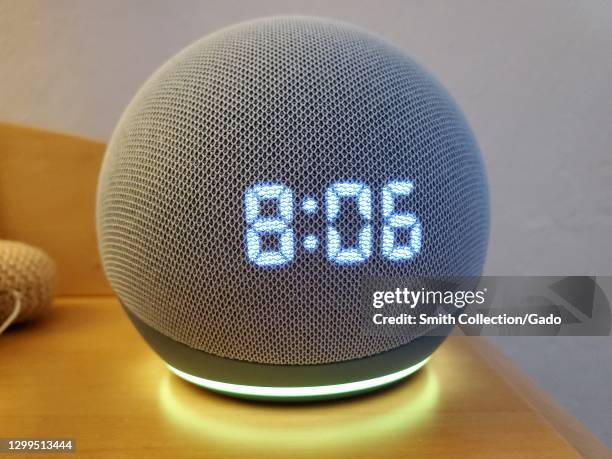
[1,0,611,447]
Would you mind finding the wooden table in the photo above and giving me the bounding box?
[1,296,608,458]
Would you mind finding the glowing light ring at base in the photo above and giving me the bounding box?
[167,357,430,399]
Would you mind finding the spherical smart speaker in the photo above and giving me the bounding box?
[97,16,489,400]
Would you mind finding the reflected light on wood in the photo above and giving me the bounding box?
[157,363,439,454]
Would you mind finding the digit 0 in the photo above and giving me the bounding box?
[325,182,373,265]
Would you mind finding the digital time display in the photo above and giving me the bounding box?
[244,181,422,267]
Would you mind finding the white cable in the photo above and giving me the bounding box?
[0,290,21,336]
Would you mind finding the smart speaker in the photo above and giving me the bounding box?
[97,16,489,400]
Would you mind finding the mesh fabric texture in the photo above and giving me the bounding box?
[97,16,489,365]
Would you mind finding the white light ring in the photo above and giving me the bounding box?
[167,356,430,398]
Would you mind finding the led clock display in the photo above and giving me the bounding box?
[244,181,422,267]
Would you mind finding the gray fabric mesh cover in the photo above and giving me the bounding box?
[97,16,489,365]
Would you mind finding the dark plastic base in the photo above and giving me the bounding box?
[123,305,450,400]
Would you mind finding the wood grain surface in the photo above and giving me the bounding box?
[0,122,110,296]
[1,296,604,459]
